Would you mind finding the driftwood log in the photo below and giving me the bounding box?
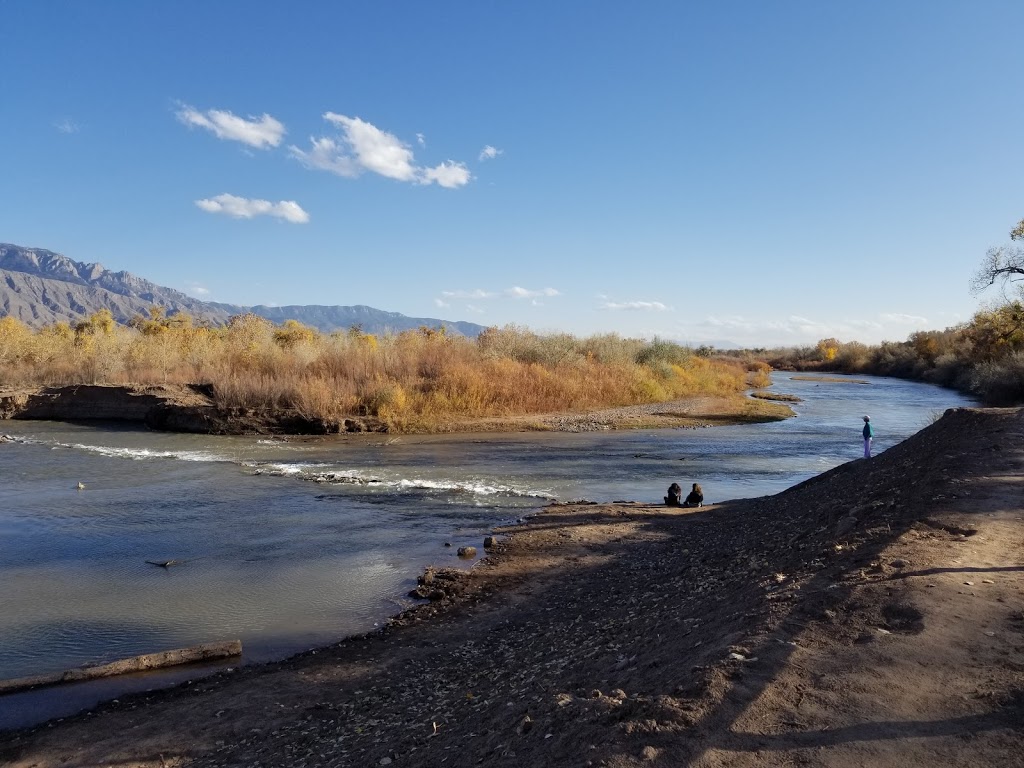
[0,640,242,695]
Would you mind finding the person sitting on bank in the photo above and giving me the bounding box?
[684,483,703,507]
[665,482,683,506]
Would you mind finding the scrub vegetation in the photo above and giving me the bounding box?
[752,218,1024,405]
[0,311,763,431]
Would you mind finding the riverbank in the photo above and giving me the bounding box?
[1,405,1021,767]
[0,384,794,435]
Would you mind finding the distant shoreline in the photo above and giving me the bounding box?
[0,384,795,436]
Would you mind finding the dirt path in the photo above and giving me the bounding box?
[1,407,1021,767]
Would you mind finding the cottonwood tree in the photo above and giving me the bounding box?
[973,218,1024,297]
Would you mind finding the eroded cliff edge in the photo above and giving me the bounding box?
[0,385,386,435]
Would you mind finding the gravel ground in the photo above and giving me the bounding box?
[1,407,1022,767]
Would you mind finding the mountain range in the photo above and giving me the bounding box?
[0,243,486,336]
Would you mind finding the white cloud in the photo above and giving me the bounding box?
[195,193,310,223]
[416,133,426,146]
[434,298,450,308]
[289,137,361,177]
[54,118,79,134]
[465,304,485,314]
[601,301,669,311]
[421,161,472,188]
[186,283,211,296]
[479,145,503,161]
[323,112,416,181]
[290,113,472,188]
[176,104,285,149]
[506,286,560,299]
[442,289,496,299]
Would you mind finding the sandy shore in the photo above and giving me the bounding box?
[1,407,1022,767]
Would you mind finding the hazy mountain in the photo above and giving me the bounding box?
[0,243,485,336]
[0,244,233,328]
[207,302,487,337]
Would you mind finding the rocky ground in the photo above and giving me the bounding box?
[1,407,1022,767]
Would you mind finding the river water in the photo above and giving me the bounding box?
[0,373,976,728]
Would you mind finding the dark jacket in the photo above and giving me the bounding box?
[665,483,682,506]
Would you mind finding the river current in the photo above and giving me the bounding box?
[0,373,976,727]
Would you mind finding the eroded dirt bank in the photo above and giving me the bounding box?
[1,407,1022,767]
[0,384,791,435]
[0,385,387,434]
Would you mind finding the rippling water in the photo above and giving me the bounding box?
[0,373,976,727]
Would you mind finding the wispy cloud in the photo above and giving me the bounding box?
[288,137,360,177]
[290,113,472,188]
[186,282,211,296]
[693,311,933,347]
[702,314,834,337]
[54,118,79,134]
[195,193,309,223]
[416,133,426,147]
[465,304,485,315]
[879,312,929,325]
[601,300,669,311]
[479,145,503,161]
[436,286,561,307]
[177,104,285,149]
[441,289,496,299]
[506,286,560,299]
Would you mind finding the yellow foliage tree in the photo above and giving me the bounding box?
[816,338,840,362]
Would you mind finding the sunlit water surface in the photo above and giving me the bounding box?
[0,373,976,727]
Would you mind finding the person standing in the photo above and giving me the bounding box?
[862,415,873,458]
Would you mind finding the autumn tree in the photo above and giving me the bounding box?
[816,337,841,362]
[273,319,318,348]
[964,302,1024,362]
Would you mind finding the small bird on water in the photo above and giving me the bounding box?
[76,482,85,490]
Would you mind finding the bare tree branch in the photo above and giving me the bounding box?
[973,244,1024,297]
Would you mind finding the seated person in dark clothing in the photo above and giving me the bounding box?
[665,482,683,506]
[684,483,703,507]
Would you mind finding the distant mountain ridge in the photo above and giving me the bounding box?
[0,243,486,336]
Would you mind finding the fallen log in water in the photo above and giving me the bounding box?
[0,640,242,695]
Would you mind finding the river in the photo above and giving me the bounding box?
[0,373,976,728]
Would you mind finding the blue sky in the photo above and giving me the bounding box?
[2,2,1022,347]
